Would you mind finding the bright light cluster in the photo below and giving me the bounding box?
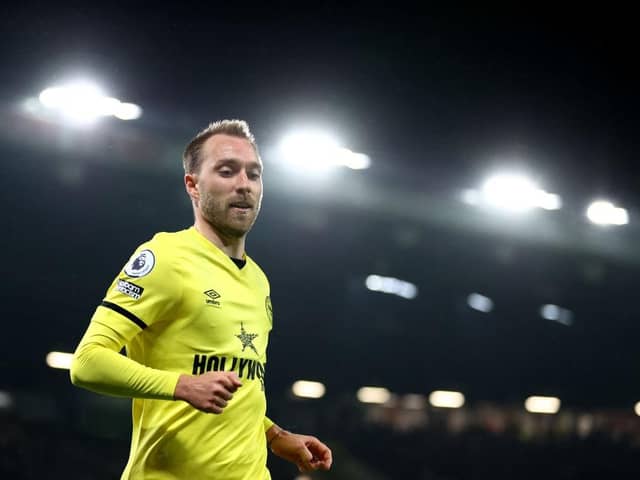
[463,172,629,227]
[38,81,142,126]
[525,395,561,414]
[365,274,418,299]
[46,351,73,369]
[467,292,494,313]
[463,173,562,212]
[429,390,465,408]
[481,174,561,211]
[357,386,392,404]
[291,380,326,399]
[279,131,370,171]
[586,200,628,226]
[354,387,564,414]
[540,304,573,326]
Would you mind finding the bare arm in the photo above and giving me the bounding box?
[266,423,333,472]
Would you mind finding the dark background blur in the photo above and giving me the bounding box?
[2,3,640,479]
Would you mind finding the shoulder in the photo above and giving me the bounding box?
[148,229,192,248]
[123,229,190,278]
[141,229,193,257]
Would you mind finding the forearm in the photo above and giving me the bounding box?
[266,423,333,471]
[265,422,289,446]
[70,314,180,399]
[71,340,180,399]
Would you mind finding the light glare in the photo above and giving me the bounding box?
[586,200,628,226]
[292,380,326,399]
[429,390,465,408]
[280,132,340,170]
[38,81,142,125]
[279,131,370,170]
[46,351,73,370]
[481,174,539,212]
[536,191,562,210]
[467,293,493,313]
[357,386,391,404]
[525,395,561,414]
[473,173,562,212]
[338,148,371,170]
[540,304,573,326]
[461,189,481,205]
[0,391,12,409]
[114,102,143,120]
[365,274,417,299]
[41,82,107,124]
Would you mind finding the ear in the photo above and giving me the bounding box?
[184,173,199,201]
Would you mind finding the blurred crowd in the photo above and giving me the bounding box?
[3,395,640,479]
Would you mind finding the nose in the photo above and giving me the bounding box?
[235,169,252,193]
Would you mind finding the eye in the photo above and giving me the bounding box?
[248,171,262,180]
[219,168,233,177]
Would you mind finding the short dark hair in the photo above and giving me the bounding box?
[182,119,259,174]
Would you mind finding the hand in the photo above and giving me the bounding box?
[173,371,242,414]
[269,430,332,472]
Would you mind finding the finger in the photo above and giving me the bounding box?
[214,387,233,401]
[310,458,332,471]
[316,450,332,470]
[212,396,228,408]
[218,372,242,391]
[226,371,243,388]
[297,447,314,472]
[314,447,332,469]
[307,440,332,469]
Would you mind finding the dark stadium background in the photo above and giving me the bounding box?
[2,4,640,479]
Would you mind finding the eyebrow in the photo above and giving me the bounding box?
[215,158,263,172]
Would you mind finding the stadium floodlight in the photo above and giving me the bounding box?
[279,131,370,171]
[38,80,142,126]
[365,274,418,299]
[540,304,573,326]
[524,395,561,414]
[46,351,73,370]
[467,293,494,313]
[634,402,640,416]
[481,174,538,211]
[113,102,143,120]
[357,386,391,404]
[462,173,562,212]
[0,391,13,409]
[428,390,465,409]
[586,200,628,226]
[292,380,326,399]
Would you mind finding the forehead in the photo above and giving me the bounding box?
[202,134,260,165]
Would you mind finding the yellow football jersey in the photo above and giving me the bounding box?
[71,227,274,480]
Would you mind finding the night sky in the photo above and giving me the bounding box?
[2,4,640,409]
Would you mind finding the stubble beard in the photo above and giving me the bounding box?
[199,190,259,239]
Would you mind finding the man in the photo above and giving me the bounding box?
[70,120,332,479]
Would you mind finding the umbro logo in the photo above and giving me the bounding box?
[204,289,221,307]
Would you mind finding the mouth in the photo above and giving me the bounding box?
[229,201,253,212]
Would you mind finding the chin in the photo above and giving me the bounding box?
[224,223,252,238]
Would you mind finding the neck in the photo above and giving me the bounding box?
[194,218,246,259]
